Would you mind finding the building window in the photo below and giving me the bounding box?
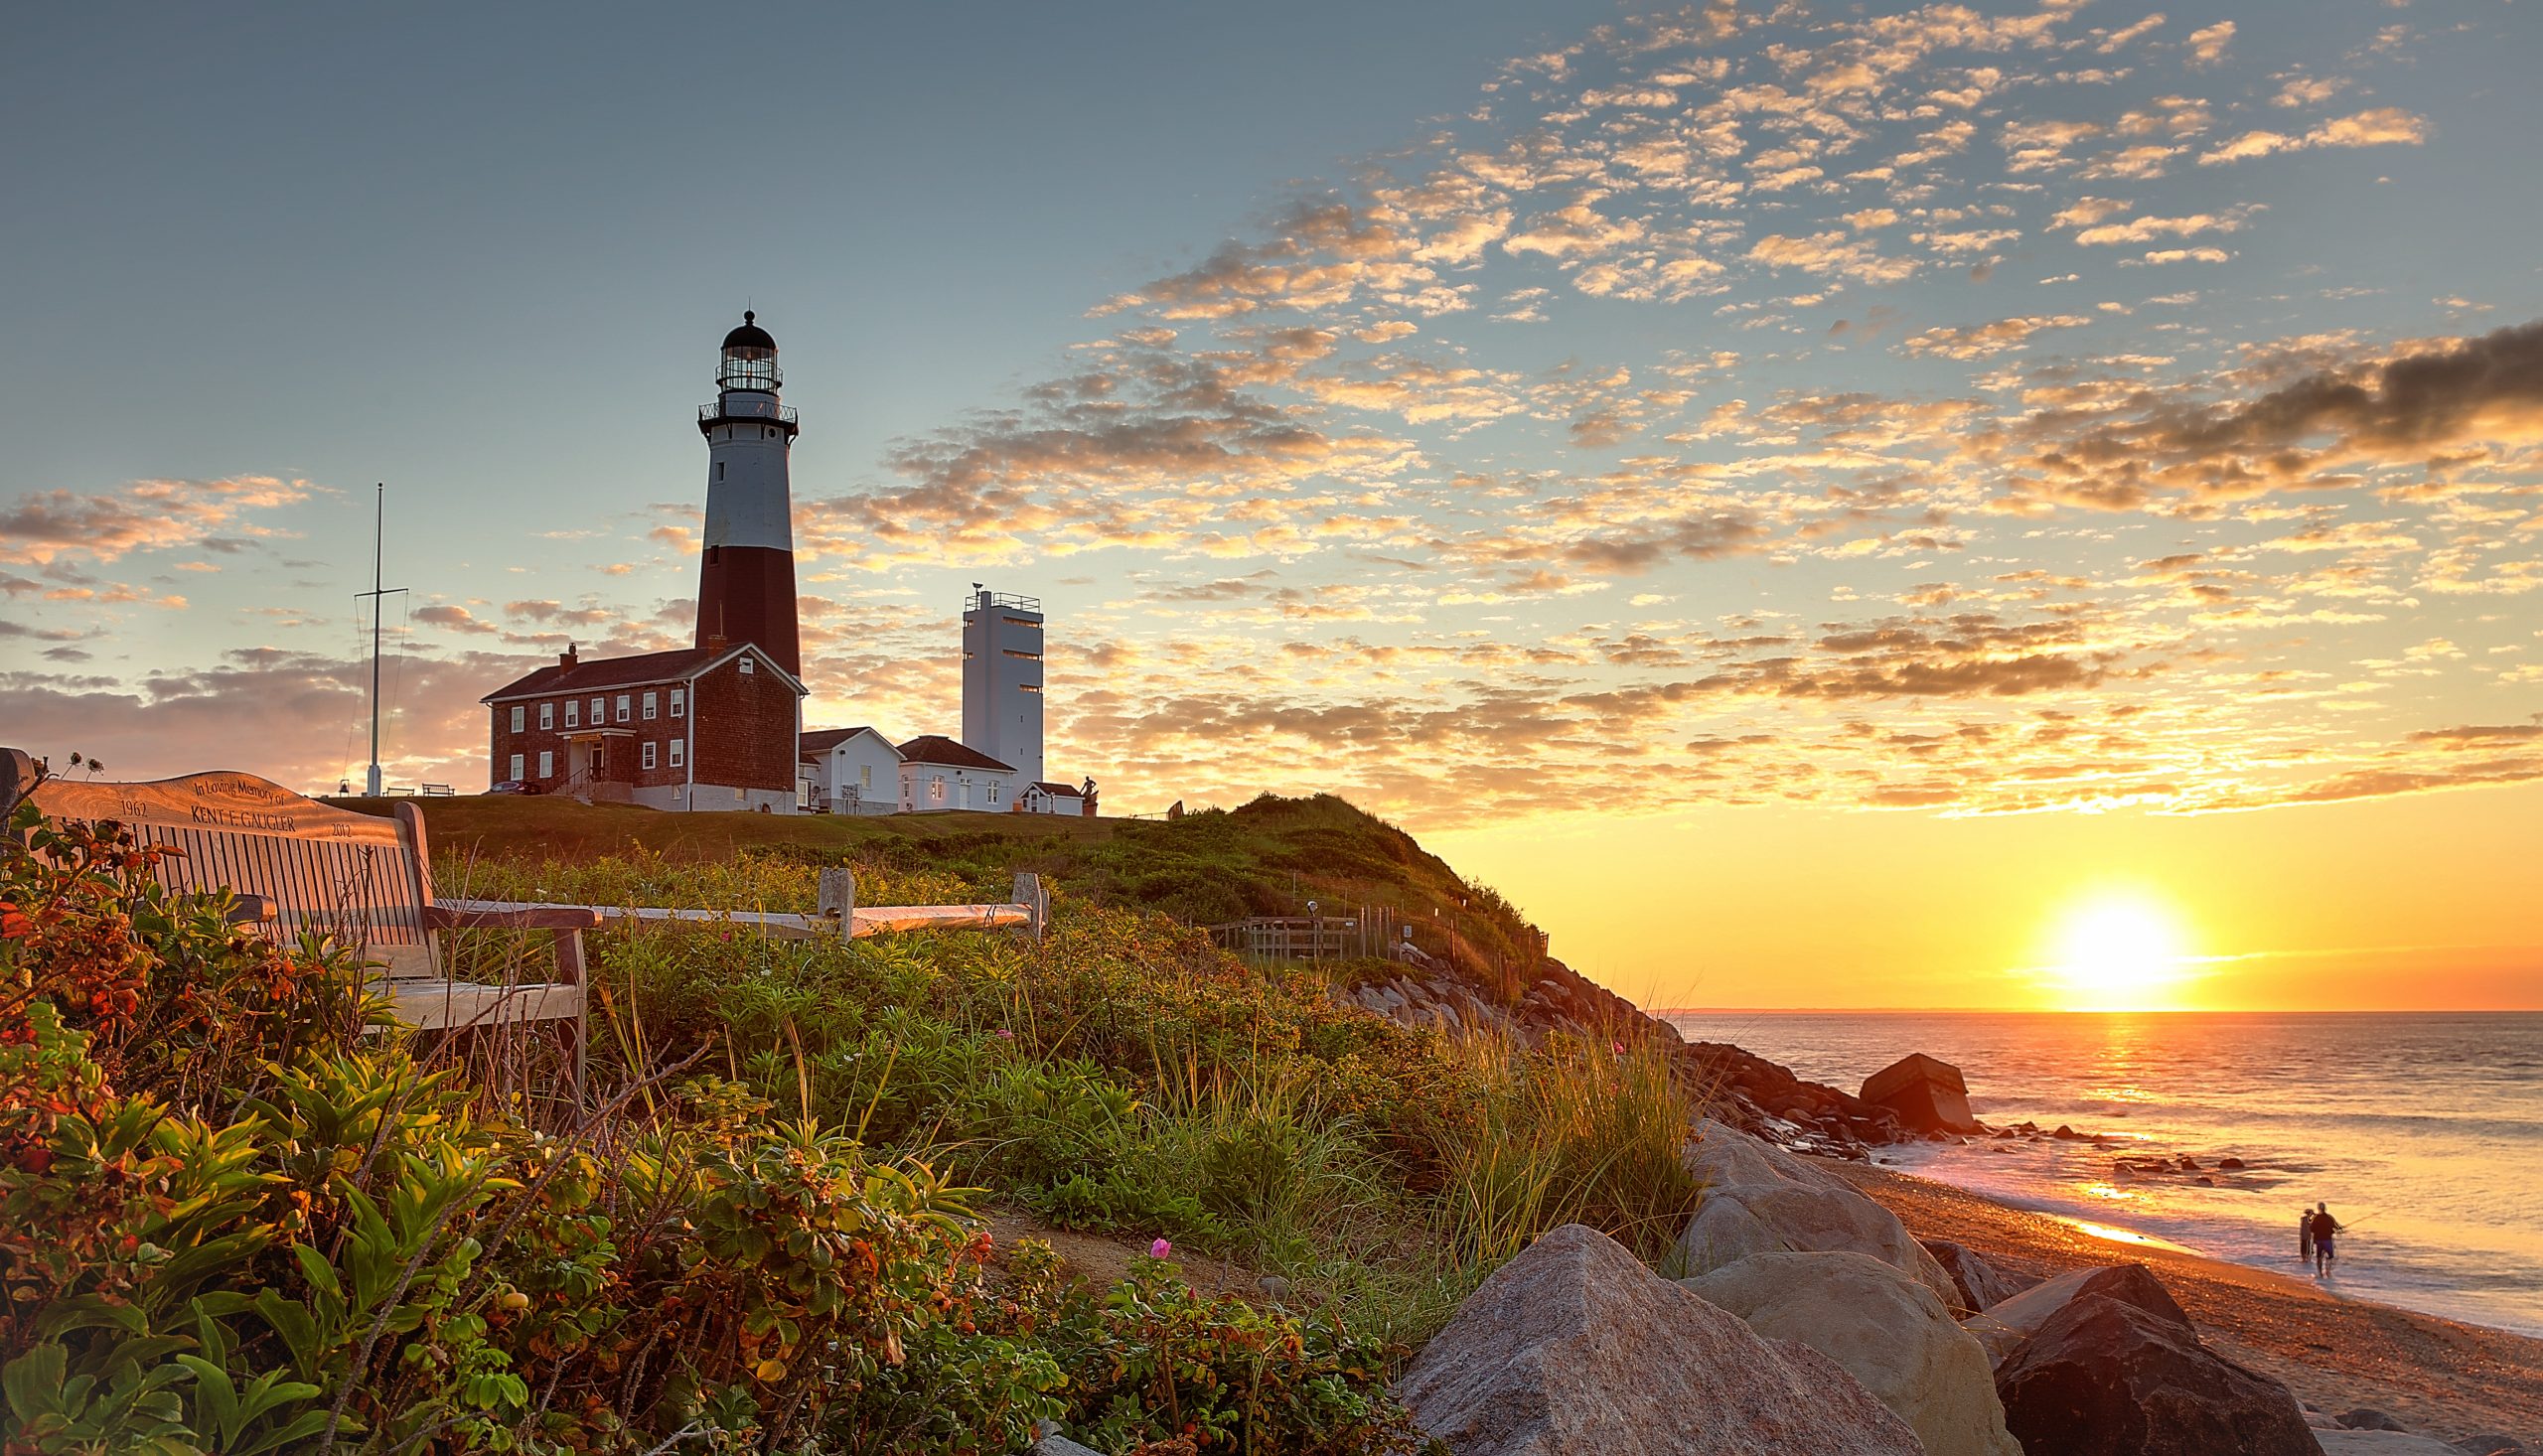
[739,655,755,675]
[537,750,553,779]
[616,694,631,722]
[510,705,525,732]
[929,776,944,802]
[1002,649,1041,660]
[539,701,554,730]
[643,741,658,770]
[715,462,724,481]
[509,754,524,782]
[671,688,685,718]
[1019,683,1042,694]
[858,764,871,790]
[988,781,1001,805]
[591,696,604,723]
[564,698,578,728]
[669,739,684,768]
[643,691,658,720]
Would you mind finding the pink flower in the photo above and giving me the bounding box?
[994,1029,1014,1041]
[1612,1041,1626,1055]
[1149,1238,1172,1259]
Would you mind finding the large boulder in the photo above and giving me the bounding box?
[1994,1293,2320,1456]
[1922,1238,2037,1314]
[1678,1118,1961,1309]
[1862,1053,1980,1134]
[1686,1249,2019,1456]
[1394,1224,1922,1456]
[1964,1261,2192,1367]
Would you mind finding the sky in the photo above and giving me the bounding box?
[5,2,2540,1011]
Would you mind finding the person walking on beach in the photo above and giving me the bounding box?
[2299,1207,2315,1265]
[2310,1203,2344,1276]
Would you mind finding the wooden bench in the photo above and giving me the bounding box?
[3,750,594,1097]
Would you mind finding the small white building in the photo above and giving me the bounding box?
[799,725,902,814]
[897,734,1019,812]
[1019,779,1099,817]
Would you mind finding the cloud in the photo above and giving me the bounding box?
[2200,107,2432,165]
[1902,315,2095,361]
[2071,211,2247,246]
[1746,231,1917,286]
[2183,20,2234,66]
[0,476,312,567]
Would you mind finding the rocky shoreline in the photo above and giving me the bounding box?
[1321,958,2540,1456]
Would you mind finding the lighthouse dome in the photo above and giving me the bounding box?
[717,311,781,392]
[721,311,777,355]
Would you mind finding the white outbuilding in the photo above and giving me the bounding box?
[799,725,903,814]
[897,734,1020,812]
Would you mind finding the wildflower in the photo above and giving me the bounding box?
[1612,1040,1626,1055]
[995,1029,1014,1041]
[1150,1238,1172,1259]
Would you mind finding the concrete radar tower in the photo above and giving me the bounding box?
[962,586,1044,784]
[694,311,801,676]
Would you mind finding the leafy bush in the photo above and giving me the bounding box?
[4,804,1456,1454]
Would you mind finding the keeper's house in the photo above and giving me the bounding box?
[483,642,805,812]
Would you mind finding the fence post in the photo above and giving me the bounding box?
[1012,872,1046,941]
[818,868,856,944]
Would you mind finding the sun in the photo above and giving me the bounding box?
[2047,893,2195,1011]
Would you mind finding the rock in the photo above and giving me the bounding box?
[2177,1155,2201,1171]
[1029,1430,1106,1456]
[1860,1053,1981,1134]
[2453,1434,2531,1456]
[1922,1238,2038,1313]
[1677,1119,1962,1310]
[1686,1249,2021,1456]
[2316,1435,2472,1454]
[2052,1124,2081,1139]
[1393,1224,1921,1456]
[1995,1293,2319,1456]
[2342,1409,2410,1432]
[1964,1262,2192,1368]
[2219,1156,2247,1170]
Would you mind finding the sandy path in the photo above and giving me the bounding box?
[1823,1160,2543,1448]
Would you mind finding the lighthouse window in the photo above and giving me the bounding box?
[1018,683,1042,694]
[539,701,553,730]
[643,741,658,770]
[510,706,524,732]
[671,688,685,718]
[715,463,724,481]
[643,691,658,720]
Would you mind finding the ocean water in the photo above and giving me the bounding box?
[1662,1011,2543,1337]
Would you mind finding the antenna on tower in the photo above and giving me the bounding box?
[356,483,408,798]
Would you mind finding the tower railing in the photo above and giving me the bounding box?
[699,401,799,426]
[965,590,1042,613]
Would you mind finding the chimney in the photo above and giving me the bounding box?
[559,643,579,670]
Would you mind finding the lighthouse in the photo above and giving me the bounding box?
[694,311,802,677]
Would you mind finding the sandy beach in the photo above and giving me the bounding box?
[1825,1159,2543,1448]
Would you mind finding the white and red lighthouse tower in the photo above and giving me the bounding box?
[694,311,802,677]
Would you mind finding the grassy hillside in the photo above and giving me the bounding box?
[9,792,1697,1453]
[357,791,1548,972]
